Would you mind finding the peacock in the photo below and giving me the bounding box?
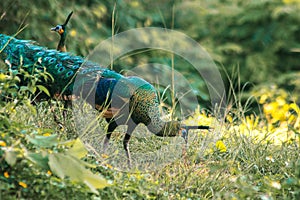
[0,33,209,166]
[51,11,73,52]
[51,11,74,122]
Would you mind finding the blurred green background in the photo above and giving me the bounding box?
[1,0,299,109]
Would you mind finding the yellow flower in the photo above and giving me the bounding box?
[85,38,93,46]
[243,115,259,130]
[263,102,278,115]
[130,1,140,7]
[259,94,268,104]
[9,107,16,113]
[266,156,275,162]
[105,163,113,169]
[43,132,51,136]
[19,181,27,188]
[290,103,300,114]
[70,29,77,37]
[263,99,291,123]
[216,140,227,153]
[101,154,109,159]
[283,0,300,4]
[4,171,9,178]
[276,96,286,106]
[183,108,213,126]
[47,170,52,176]
[0,73,6,82]
[226,115,233,123]
[0,141,7,147]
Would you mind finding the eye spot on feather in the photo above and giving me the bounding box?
[58,67,65,73]
[48,58,56,64]
[43,57,51,62]
[65,71,74,78]
[72,65,80,69]
[81,69,87,74]
[55,63,62,69]
[36,52,44,57]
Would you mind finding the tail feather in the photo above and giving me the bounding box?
[0,34,103,96]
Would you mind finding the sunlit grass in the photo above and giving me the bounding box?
[1,82,299,199]
[1,56,300,199]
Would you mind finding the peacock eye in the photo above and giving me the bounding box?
[56,25,62,31]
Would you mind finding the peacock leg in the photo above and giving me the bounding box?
[123,133,132,167]
[103,119,118,152]
[62,100,69,123]
[50,100,64,130]
[123,123,136,167]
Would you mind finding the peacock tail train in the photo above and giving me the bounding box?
[0,33,181,136]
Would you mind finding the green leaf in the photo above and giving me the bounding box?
[36,85,50,97]
[31,85,37,94]
[67,138,88,159]
[26,152,50,169]
[19,86,29,92]
[83,171,109,194]
[5,150,17,166]
[0,115,10,128]
[48,153,86,180]
[48,153,109,194]
[26,134,58,147]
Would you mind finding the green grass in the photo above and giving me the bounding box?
[1,92,300,199]
[0,66,300,199]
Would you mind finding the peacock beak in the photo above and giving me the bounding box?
[50,27,56,31]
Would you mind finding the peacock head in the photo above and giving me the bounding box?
[51,11,73,35]
[51,24,65,35]
[163,121,188,139]
[180,126,188,143]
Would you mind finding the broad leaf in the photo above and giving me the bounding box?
[83,171,109,195]
[48,153,109,194]
[67,138,88,159]
[36,85,50,97]
[83,171,109,191]
[48,153,84,180]
[26,134,58,147]
[5,150,17,166]
[27,152,50,169]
